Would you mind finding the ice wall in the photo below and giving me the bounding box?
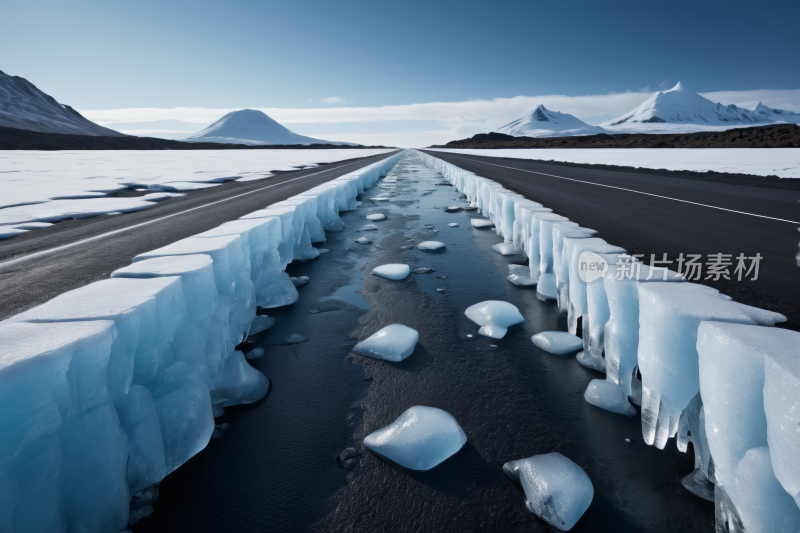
[412,149,796,531]
[0,151,403,532]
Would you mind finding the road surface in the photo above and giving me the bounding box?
[423,150,800,328]
[0,150,399,320]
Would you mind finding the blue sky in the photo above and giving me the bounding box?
[3,0,799,146]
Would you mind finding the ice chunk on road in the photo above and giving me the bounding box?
[465,300,524,339]
[503,453,593,531]
[698,322,800,527]
[290,276,309,287]
[447,223,459,227]
[248,315,276,336]
[418,241,445,250]
[532,332,582,355]
[366,213,386,221]
[537,273,558,299]
[471,218,494,228]
[116,385,166,493]
[353,324,419,361]
[445,206,462,212]
[211,351,269,410]
[363,406,466,470]
[0,320,130,533]
[763,328,800,507]
[355,237,372,244]
[508,264,536,286]
[361,224,379,231]
[603,264,685,400]
[371,264,410,280]
[492,242,519,255]
[639,283,785,449]
[584,380,636,416]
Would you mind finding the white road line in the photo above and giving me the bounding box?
[440,153,800,226]
[0,156,388,269]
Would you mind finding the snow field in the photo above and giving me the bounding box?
[0,151,404,532]
[412,149,798,531]
[0,149,394,239]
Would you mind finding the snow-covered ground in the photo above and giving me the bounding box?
[431,148,800,179]
[0,149,392,238]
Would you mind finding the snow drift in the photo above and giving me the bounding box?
[0,151,403,532]
[412,149,798,532]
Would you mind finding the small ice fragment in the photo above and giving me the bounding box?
[212,423,230,438]
[366,213,386,221]
[355,237,372,244]
[372,197,390,202]
[625,438,631,443]
[471,219,494,228]
[464,205,479,211]
[492,243,518,256]
[448,223,459,227]
[424,224,434,227]
[308,308,320,314]
[245,348,265,360]
[490,345,498,348]
[437,288,445,293]
[363,406,467,470]
[532,332,583,355]
[436,275,449,279]
[584,380,636,416]
[537,273,558,299]
[249,315,276,336]
[576,350,605,372]
[412,268,435,274]
[274,333,307,345]
[372,264,410,280]
[361,224,379,231]
[508,264,536,286]
[353,324,419,361]
[445,206,462,212]
[503,453,593,531]
[465,301,524,339]
[418,241,445,250]
[290,276,309,287]
[467,334,473,338]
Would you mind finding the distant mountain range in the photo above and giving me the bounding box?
[495,105,605,137]
[495,83,800,138]
[0,70,125,137]
[0,71,359,146]
[177,109,358,146]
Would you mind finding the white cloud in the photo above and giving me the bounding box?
[82,88,800,148]
[319,96,345,104]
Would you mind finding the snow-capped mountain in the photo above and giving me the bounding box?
[495,105,606,137]
[0,70,124,136]
[178,109,358,146]
[752,102,800,124]
[600,82,778,134]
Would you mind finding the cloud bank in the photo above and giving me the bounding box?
[82,88,800,148]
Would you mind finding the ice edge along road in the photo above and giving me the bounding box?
[437,153,800,225]
[0,151,400,320]
[0,153,399,268]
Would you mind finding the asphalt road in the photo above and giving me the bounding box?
[423,150,800,328]
[0,150,399,321]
